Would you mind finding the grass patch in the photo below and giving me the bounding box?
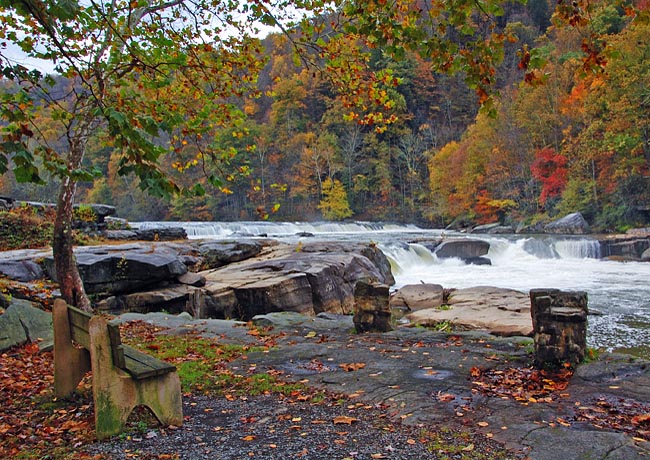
[121,322,310,398]
[421,426,512,460]
[431,320,454,332]
[583,347,600,363]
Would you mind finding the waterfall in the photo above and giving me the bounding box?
[553,239,601,259]
[380,243,436,275]
[132,220,418,239]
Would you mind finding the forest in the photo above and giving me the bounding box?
[1,0,649,232]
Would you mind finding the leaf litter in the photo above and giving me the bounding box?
[2,331,521,460]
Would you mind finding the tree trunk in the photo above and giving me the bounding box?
[53,131,92,312]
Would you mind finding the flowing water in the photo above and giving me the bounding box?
[134,221,650,358]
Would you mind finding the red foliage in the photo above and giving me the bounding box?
[530,147,568,205]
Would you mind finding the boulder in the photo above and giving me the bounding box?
[74,203,116,222]
[0,196,14,211]
[96,285,197,313]
[407,286,532,337]
[0,259,44,281]
[133,227,188,241]
[544,212,591,235]
[472,223,514,234]
[43,244,188,295]
[599,236,650,261]
[0,299,53,351]
[642,247,650,262]
[466,256,492,265]
[198,239,265,269]
[102,227,188,241]
[626,227,650,237]
[300,241,395,285]
[434,239,490,262]
[200,242,395,320]
[471,223,501,233]
[103,230,140,240]
[177,272,206,287]
[390,283,444,311]
[104,217,130,229]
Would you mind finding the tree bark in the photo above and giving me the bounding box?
[53,130,92,312]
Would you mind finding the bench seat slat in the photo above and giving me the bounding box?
[121,345,176,380]
[107,322,126,369]
[67,305,92,349]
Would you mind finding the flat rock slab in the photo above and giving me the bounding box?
[252,311,354,332]
[112,312,254,345]
[245,330,650,460]
[390,283,444,311]
[407,286,533,337]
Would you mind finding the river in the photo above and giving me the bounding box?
[134,221,650,358]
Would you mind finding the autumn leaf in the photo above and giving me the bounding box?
[333,416,360,425]
[437,393,456,402]
[339,362,366,372]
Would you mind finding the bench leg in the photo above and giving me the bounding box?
[134,373,184,427]
[88,317,183,440]
[53,299,91,398]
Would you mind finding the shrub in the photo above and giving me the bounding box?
[0,207,54,250]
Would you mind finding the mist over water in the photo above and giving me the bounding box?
[135,221,650,357]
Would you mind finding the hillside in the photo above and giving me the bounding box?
[1,0,647,231]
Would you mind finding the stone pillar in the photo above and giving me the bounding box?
[530,288,588,369]
[353,281,392,333]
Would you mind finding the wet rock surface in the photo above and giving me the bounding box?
[200,242,395,320]
[407,286,533,337]
[90,311,650,460]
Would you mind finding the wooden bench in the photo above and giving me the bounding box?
[52,299,183,439]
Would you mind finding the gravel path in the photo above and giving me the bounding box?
[88,393,519,460]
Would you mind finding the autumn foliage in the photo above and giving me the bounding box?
[530,148,568,206]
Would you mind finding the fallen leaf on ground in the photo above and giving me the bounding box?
[333,416,360,425]
[339,362,366,372]
[437,393,456,402]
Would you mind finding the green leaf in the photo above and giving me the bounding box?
[190,183,206,196]
[0,153,8,174]
[14,162,44,184]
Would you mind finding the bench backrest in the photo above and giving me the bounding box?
[66,304,125,369]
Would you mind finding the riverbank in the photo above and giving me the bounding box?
[88,310,650,460]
